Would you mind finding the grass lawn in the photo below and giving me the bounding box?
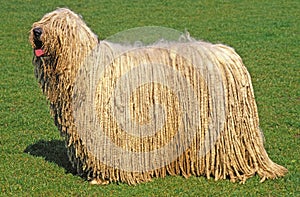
[0,0,299,196]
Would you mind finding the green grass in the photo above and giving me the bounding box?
[0,0,299,196]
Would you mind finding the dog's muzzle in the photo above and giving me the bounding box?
[33,27,45,57]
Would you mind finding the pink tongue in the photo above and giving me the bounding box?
[35,49,44,57]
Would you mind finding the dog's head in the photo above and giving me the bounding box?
[29,8,98,79]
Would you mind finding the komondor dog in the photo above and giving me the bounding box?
[29,8,287,185]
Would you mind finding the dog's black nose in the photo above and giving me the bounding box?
[33,27,43,38]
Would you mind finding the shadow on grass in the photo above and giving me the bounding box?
[24,139,77,175]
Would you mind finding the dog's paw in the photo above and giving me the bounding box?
[89,178,110,185]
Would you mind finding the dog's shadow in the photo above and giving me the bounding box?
[24,139,77,175]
